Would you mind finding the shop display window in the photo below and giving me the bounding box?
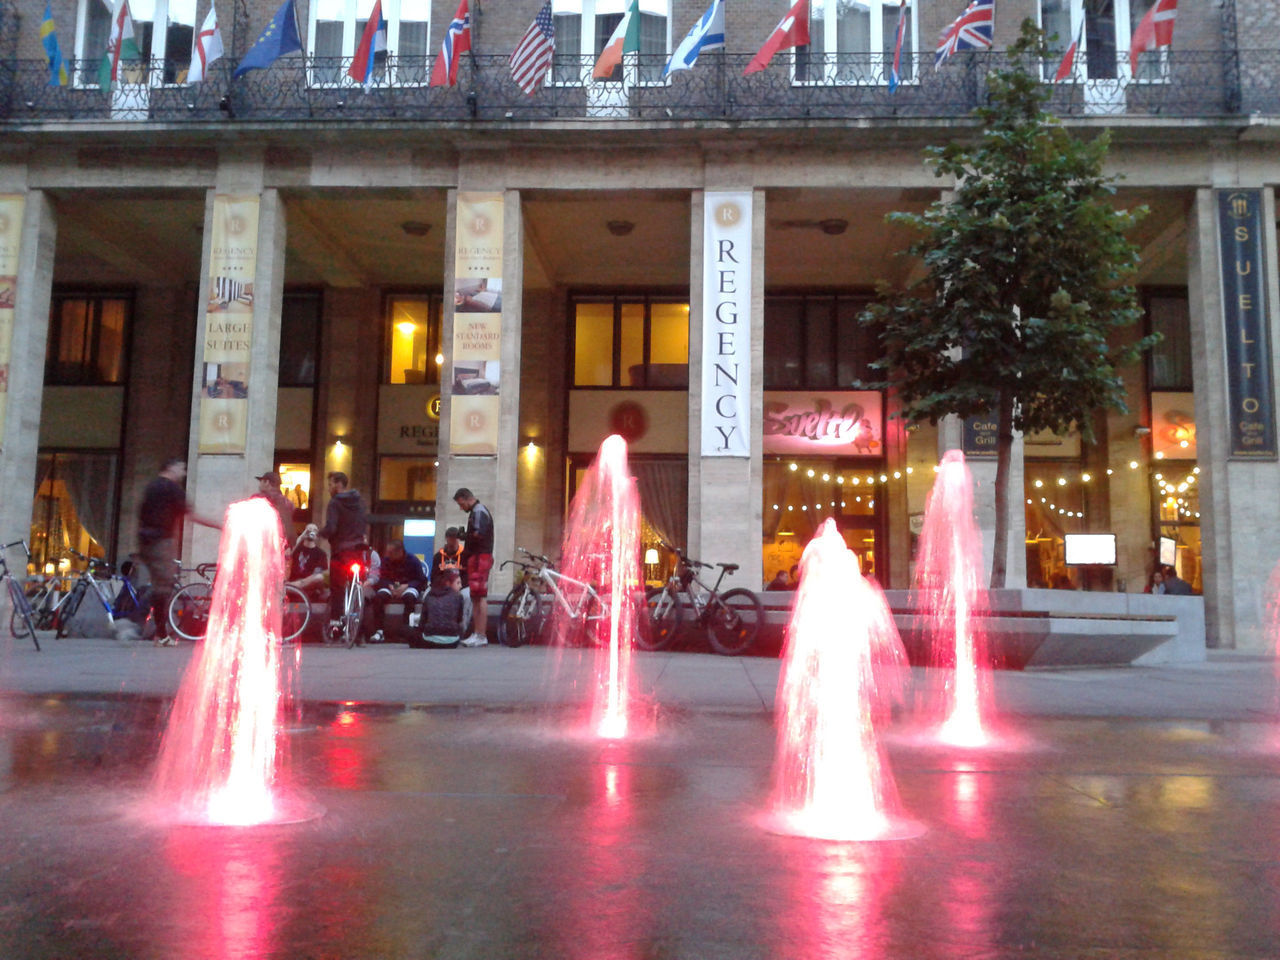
[1024,462,1086,589]
[1153,461,1201,592]
[30,452,119,572]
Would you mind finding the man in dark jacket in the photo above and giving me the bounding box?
[255,470,296,545]
[321,471,369,631]
[453,488,494,646]
[367,540,428,642]
[1161,564,1194,595]
[412,569,466,648]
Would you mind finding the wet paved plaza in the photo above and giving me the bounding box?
[1,642,1279,959]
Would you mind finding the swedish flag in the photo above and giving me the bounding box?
[41,1,69,87]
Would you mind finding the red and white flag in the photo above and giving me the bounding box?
[187,5,224,84]
[1053,19,1082,83]
[510,2,555,94]
[430,0,472,87]
[743,0,809,76]
[1129,0,1176,74]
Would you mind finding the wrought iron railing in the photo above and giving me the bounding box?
[1,50,1276,125]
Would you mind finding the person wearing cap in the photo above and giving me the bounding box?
[288,524,329,600]
[255,470,296,545]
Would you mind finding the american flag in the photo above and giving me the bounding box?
[510,2,555,95]
[935,0,994,68]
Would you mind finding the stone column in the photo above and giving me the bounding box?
[436,189,523,597]
[1187,186,1280,651]
[185,153,287,562]
[687,189,764,589]
[0,189,56,550]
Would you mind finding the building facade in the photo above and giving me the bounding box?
[2,0,1279,649]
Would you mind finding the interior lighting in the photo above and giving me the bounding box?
[1154,451,1165,460]
[906,467,913,474]
[1034,479,1044,488]
[1081,473,1091,482]
[1057,478,1067,486]
[644,548,659,565]
[893,471,901,479]
[851,477,860,485]
[1155,473,1163,480]
[866,476,874,484]
[435,352,444,365]
[836,476,844,484]
[807,469,816,478]
[1106,468,1114,475]
[879,474,887,483]
[396,321,417,335]
[787,505,794,511]
[1026,499,1032,504]
[789,463,798,472]
[1129,461,1139,469]
[1179,440,1190,448]
[801,505,808,511]
[1193,466,1200,474]
[822,473,830,482]
[772,504,779,510]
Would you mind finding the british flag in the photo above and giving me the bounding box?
[935,0,994,68]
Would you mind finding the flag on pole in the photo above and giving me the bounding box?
[663,0,725,78]
[41,1,69,87]
[187,5,225,84]
[593,0,641,80]
[1129,0,1176,74]
[743,0,809,76]
[348,0,388,89]
[510,2,556,95]
[935,0,994,68]
[1053,18,1083,83]
[430,0,472,87]
[888,0,908,92]
[233,0,302,78]
[99,0,142,93]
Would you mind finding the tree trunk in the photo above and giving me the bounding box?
[989,390,1015,590]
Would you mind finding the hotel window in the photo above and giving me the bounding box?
[551,0,669,84]
[1145,288,1191,391]
[764,294,879,390]
[280,292,322,387]
[571,295,688,388]
[384,294,443,385]
[377,456,437,512]
[76,0,197,85]
[1040,0,1168,82]
[309,0,431,86]
[796,0,914,85]
[45,294,130,386]
[764,458,883,584]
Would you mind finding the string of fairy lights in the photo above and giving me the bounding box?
[768,458,1203,522]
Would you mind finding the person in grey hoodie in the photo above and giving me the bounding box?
[321,471,370,632]
[413,569,466,648]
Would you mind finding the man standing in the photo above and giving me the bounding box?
[453,487,493,646]
[255,470,296,544]
[321,471,370,634]
[137,458,220,646]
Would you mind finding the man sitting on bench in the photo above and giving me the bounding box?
[366,540,428,643]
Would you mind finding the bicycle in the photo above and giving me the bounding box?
[19,570,68,633]
[325,546,371,648]
[48,550,147,640]
[640,541,764,656]
[2,540,39,650]
[169,561,311,644]
[497,548,611,648]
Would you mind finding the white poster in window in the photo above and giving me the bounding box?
[0,194,23,454]
[701,192,752,457]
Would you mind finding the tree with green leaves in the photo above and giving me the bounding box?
[861,19,1154,589]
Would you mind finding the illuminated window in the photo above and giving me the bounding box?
[46,294,129,385]
[571,295,688,388]
[276,463,312,513]
[385,295,442,385]
[377,457,436,510]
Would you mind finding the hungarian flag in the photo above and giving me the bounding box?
[99,0,141,93]
[430,0,472,87]
[348,0,388,89]
[743,0,809,76]
[1129,0,1176,74]
[593,0,641,80]
[187,5,224,84]
[1053,19,1082,82]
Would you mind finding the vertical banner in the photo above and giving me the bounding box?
[450,191,504,456]
[1217,189,1277,459]
[198,194,260,455]
[702,192,752,457]
[0,194,24,453]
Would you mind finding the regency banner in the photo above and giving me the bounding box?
[450,191,503,456]
[701,192,752,457]
[1216,189,1277,459]
[197,194,259,455]
[0,194,24,454]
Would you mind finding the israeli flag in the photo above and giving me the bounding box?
[663,0,725,78]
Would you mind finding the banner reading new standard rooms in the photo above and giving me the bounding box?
[450,192,504,456]
[701,192,752,457]
[198,194,259,455]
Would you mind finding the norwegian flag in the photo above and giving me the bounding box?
[1129,0,1176,74]
[430,0,472,87]
[935,0,994,69]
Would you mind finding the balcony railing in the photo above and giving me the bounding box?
[1,50,1275,125]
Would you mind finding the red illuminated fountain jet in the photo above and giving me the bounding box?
[914,450,994,747]
[153,497,299,825]
[770,519,917,840]
[554,433,643,739]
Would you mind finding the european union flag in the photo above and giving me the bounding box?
[233,0,302,78]
[41,1,69,87]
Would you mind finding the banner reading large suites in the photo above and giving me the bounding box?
[450,191,503,456]
[197,194,259,455]
[0,194,23,454]
[702,191,752,457]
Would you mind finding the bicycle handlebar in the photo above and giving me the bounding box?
[517,547,555,567]
[196,562,217,579]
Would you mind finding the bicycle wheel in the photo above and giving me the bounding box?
[169,582,213,642]
[8,578,39,650]
[281,584,309,643]
[54,582,87,639]
[342,586,363,648]
[638,585,682,652]
[498,584,544,647]
[707,588,763,656]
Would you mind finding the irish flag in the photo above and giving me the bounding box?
[99,0,142,92]
[593,0,641,80]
